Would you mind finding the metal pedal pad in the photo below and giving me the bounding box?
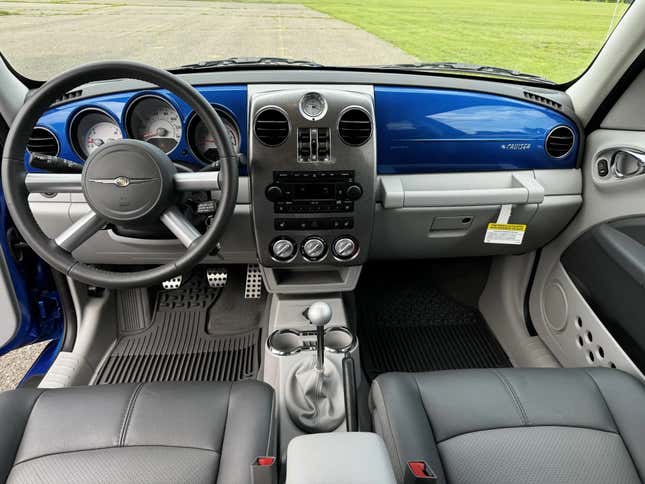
[206,268,228,288]
[245,264,263,299]
[162,275,183,290]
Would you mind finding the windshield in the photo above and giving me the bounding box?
[0,0,631,84]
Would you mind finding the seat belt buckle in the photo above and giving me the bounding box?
[405,461,437,483]
[251,456,277,484]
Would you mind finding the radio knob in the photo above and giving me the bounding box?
[271,238,296,261]
[333,237,358,260]
[302,237,327,261]
[346,184,363,201]
[266,185,285,202]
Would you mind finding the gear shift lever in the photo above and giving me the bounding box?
[286,301,344,433]
[305,302,332,371]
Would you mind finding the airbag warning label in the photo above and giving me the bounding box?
[484,223,526,245]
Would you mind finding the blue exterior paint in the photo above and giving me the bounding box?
[374,86,579,174]
[28,84,248,171]
[0,191,63,359]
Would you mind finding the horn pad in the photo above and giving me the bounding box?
[81,139,176,224]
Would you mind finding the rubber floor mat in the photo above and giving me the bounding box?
[96,270,264,384]
[356,261,511,381]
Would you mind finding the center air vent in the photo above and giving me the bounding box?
[338,108,372,146]
[545,126,575,158]
[255,108,289,146]
[27,127,59,156]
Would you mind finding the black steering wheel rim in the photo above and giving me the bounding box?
[1,61,238,289]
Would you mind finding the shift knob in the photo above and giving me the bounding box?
[306,302,332,327]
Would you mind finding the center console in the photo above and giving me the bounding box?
[249,86,376,270]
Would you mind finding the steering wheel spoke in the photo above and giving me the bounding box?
[54,210,105,252]
[25,173,83,193]
[173,171,220,192]
[160,206,202,248]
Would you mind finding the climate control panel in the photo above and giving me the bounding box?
[249,86,376,268]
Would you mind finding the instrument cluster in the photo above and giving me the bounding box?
[67,94,241,165]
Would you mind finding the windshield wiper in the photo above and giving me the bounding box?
[372,62,554,84]
[173,57,323,71]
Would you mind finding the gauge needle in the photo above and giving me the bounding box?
[143,127,169,139]
[94,139,104,146]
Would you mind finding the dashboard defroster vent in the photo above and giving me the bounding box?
[255,108,289,146]
[55,89,83,104]
[338,108,372,146]
[524,91,562,110]
[545,125,575,158]
[27,127,59,156]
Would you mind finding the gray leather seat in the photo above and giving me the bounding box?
[0,380,275,484]
[370,368,645,484]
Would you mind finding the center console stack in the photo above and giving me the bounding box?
[249,86,376,290]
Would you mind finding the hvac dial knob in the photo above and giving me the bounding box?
[271,238,296,261]
[333,236,358,260]
[302,236,327,261]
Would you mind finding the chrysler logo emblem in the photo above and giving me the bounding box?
[89,176,158,187]
[114,176,130,187]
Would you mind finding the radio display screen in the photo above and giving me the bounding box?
[292,183,335,200]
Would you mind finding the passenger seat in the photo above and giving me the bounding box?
[370,368,645,484]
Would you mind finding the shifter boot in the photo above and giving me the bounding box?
[285,355,345,433]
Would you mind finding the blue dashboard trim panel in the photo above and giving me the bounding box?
[374,86,579,174]
[27,84,248,171]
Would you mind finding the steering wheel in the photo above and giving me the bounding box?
[1,61,238,289]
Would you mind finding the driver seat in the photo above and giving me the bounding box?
[0,380,275,484]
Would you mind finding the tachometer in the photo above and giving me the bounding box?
[71,109,123,159]
[126,95,182,154]
[187,110,240,164]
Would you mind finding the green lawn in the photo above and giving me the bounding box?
[227,0,629,83]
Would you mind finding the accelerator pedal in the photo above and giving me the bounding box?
[206,267,228,288]
[161,275,183,290]
[245,264,263,299]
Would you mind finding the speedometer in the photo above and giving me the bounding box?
[71,109,122,159]
[187,110,240,164]
[126,95,182,154]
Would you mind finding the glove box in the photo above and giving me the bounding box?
[371,170,581,258]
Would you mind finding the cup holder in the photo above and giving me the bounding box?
[267,326,356,356]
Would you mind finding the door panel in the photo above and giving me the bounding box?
[529,129,645,378]
[562,218,645,370]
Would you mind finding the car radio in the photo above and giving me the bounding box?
[266,171,363,214]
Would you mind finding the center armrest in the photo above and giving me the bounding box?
[285,432,397,484]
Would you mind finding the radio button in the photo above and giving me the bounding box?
[266,185,285,202]
[346,184,363,201]
[271,238,296,261]
[302,237,327,261]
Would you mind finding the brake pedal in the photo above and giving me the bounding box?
[162,275,183,290]
[206,268,228,288]
[245,264,263,299]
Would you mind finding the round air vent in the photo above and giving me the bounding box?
[338,108,372,146]
[27,127,59,156]
[545,126,574,158]
[255,108,289,146]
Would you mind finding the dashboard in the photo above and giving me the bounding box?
[25,69,583,279]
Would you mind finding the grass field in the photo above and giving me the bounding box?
[229,0,629,83]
